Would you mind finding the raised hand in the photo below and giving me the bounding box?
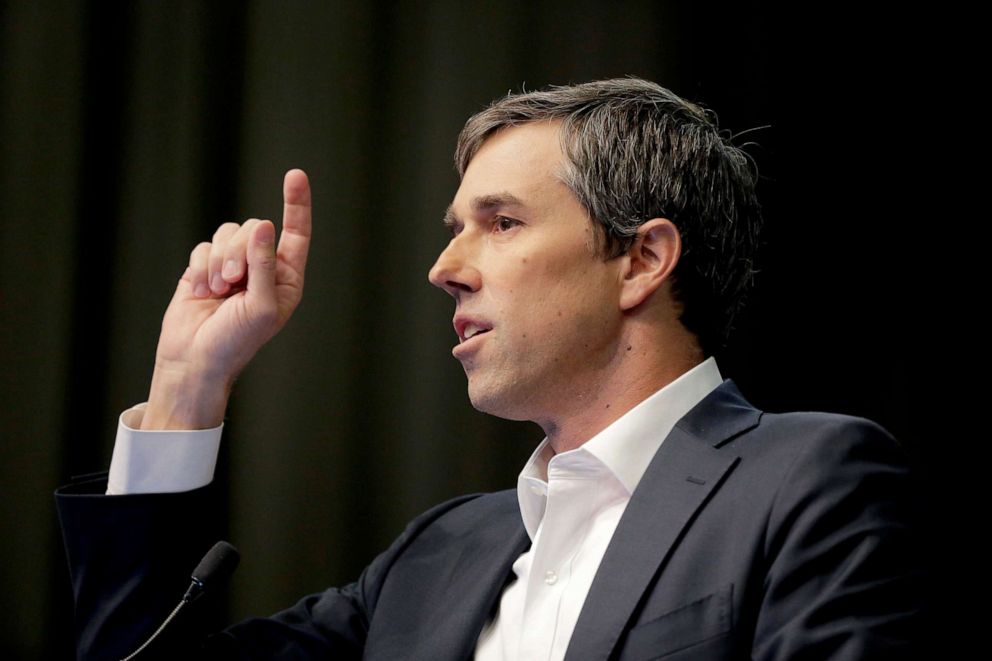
[141,169,312,430]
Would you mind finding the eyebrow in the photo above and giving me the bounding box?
[443,192,527,230]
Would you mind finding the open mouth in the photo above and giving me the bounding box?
[454,317,493,344]
[460,323,491,343]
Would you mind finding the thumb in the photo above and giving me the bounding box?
[245,220,278,319]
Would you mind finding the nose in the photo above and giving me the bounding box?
[428,235,481,297]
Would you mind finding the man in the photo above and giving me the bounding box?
[57,79,927,659]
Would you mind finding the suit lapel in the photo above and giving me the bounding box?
[376,491,531,661]
[440,520,530,659]
[563,380,760,661]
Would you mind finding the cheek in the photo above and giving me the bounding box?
[484,245,617,334]
[523,274,614,342]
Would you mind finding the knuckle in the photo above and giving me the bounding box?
[256,252,277,270]
[213,222,240,240]
[211,236,232,258]
[238,219,260,236]
[190,242,211,261]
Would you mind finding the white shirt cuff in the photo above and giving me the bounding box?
[106,403,223,495]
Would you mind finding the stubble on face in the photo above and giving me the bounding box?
[437,123,626,426]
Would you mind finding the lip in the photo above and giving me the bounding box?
[452,331,489,359]
[452,314,493,358]
[453,315,493,342]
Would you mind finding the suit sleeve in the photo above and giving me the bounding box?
[56,474,225,659]
[56,474,479,660]
[751,418,932,660]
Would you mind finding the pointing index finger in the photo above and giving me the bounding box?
[278,168,312,276]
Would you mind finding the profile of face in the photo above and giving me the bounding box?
[428,122,627,424]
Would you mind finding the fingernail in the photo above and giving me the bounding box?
[257,223,274,245]
[194,283,210,298]
[211,272,225,292]
[223,260,239,278]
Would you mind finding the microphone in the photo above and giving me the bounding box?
[120,541,240,661]
[183,541,241,604]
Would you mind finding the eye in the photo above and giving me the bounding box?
[493,215,521,233]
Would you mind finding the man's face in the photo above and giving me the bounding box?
[429,122,625,423]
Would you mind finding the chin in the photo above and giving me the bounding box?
[467,388,503,417]
[466,380,533,422]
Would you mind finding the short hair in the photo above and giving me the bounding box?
[454,78,762,355]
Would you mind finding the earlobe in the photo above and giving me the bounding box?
[619,218,681,311]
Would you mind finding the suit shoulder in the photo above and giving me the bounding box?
[410,488,517,519]
[745,409,906,465]
[404,489,519,538]
[350,490,521,610]
[718,410,917,508]
[752,411,920,532]
[759,409,894,438]
[745,414,929,657]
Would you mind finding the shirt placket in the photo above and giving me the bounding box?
[518,459,603,660]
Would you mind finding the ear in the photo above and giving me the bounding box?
[619,218,681,311]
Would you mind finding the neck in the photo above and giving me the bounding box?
[538,327,704,454]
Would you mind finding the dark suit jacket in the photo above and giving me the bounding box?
[56,381,930,660]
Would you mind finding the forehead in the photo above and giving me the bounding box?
[451,121,569,211]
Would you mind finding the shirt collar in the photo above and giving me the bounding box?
[516,357,723,538]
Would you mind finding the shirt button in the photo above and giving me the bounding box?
[544,570,558,585]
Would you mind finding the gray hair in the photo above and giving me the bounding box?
[454,78,762,354]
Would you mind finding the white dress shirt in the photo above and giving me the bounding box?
[106,358,722,660]
[107,403,222,495]
[474,357,722,661]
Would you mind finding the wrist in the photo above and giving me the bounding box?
[141,361,233,430]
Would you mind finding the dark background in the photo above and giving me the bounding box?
[0,1,953,658]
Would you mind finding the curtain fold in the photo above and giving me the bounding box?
[1,2,932,657]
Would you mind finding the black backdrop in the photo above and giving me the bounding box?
[0,1,953,658]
